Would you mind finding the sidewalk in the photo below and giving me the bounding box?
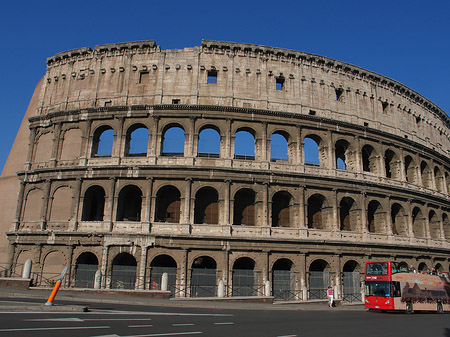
[0,287,365,312]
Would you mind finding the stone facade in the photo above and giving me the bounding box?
[2,40,450,301]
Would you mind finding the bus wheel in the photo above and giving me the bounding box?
[406,302,413,314]
[437,302,444,314]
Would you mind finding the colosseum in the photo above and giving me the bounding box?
[1,40,450,301]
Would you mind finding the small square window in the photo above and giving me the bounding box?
[207,70,217,84]
[172,99,180,104]
[139,71,149,84]
[276,77,285,90]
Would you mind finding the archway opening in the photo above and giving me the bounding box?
[74,252,98,288]
[155,186,181,223]
[194,187,219,224]
[190,256,217,297]
[149,255,177,295]
[110,253,137,290]
[233,189,256,226]
[272,259,295,301]
[309,259,330,300]
[232,257,257,297]
[116,185,142,221]
[81,186,105,221]
[271,191,292,227]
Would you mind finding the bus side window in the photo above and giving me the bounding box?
[392,282,401,297]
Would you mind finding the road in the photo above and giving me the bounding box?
[0,297,449,337]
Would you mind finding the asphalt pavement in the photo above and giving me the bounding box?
[0,286,365,312]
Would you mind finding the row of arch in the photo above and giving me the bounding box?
[30,249,447,300]
[33,121,450,195]
[21,182,450,240]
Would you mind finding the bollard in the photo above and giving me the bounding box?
[264,280,271,297]
[161,272,168,291]
[94,269,102,289]
[45,266,68,306]
[218,279,224,298]
[22,259,32,279]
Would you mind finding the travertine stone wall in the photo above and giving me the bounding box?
[2,40,450,299]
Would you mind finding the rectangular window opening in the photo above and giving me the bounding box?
[139,71,149,84]
[207,70,217,84]
[276,77,285,90]
[172,99,180,104]
[309,110,316,115]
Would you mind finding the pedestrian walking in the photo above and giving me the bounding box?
[327,286,334,308]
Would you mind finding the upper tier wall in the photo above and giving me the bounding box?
[39,40,450,156]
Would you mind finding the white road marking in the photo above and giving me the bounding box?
[90,309,231,317]
[213,322,234,325]
[277,335,298,337]
[172,323,195,326]
[121,333,202,337]
[0,325,110,332]
[128,324,154,328]
[25,318,85,322]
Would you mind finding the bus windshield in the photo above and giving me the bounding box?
[366,262,388,275]
[365,281,391,297]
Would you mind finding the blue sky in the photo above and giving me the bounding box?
[1,0,449,173]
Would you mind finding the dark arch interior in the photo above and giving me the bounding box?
[233,257,255,270]
[192,256,216,269]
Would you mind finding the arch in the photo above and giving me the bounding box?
[434,167,444,193]
[270,132,288,161]
[74,252,99,288]
[362,144,378,173]
[34,132,53,163]
[49,186,72,222]
[309,259,331,300]
[232,257,256,297]
[194,187,219,224]
[92,126,114,157]
[22,189,43,222]
[15,250,33,277]
[435,263,444,273]
[190,256,217,297]
[198,127,220,157]
[396,262,409,272]
[304,135,321,166]
[367,200,385,234]
[339,197,358,231]
[404,156,417,184]
[271,191,292,227]
[307,194,326,230]
[81,186,105,221]
[443,213,450,239]
[60,128,82,160]
[391,203,408,236]
[149,254,177,293]
[412,207,426,238]
[417,262,428,273]
[421,161,432,189]
[446,172,450,194]
[116,185,142,221]
[234,128,255,159]
[342,260,361,302]
[335,139,350,170]
[272,258,295,301]
[155,185,181,223]
[428,210,441,240]
[384,149,400,180]
[161,125,185,156]
[42,251,65,286]
[125,125,148,156]
[233,188,256,226]
[110,252,137,289]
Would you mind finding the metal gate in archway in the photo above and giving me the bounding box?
[190,269,217,297]
[74,264,98,288]
[149,266,177,296]
[232,270,263,296]
[273,270,298,301]
[343,272,361,302]
[308,271,330,300]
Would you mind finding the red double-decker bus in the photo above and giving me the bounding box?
[364,261,450,313]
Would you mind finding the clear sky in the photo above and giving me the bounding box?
[1,0,449,173]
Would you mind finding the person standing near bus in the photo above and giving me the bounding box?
[327,286,334,308]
